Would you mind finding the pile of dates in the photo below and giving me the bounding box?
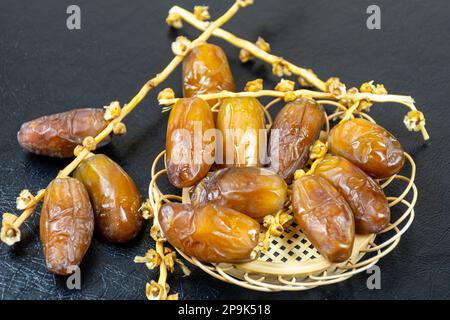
[18,109,144,275]
[161,42,405,264]
[18,42,405,273]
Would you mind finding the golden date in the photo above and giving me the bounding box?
[216,97,266,167]
[269,98,325,183]
[74,154,143,243]
[17,108,109,158]
[315,155,390,234]
[159,202,260,263]
[183,42,236,107]
[191,167,287,219]
[328,118,405,179]
[166,97,215,188]
[292,175,355,262]
[40,177,94,275]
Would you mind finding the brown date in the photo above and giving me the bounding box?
[183,42,236,107]
[73,154,143,243]
[315,155,390,234]
[166,97,215,188]
[328,118,405,179]
[17,108,110,158]
[269,98,325,183]
[40,177,94,275]
[216,97,266,167]
[292,175,355,262]
[159,202,260,263]
[191,167,288,219]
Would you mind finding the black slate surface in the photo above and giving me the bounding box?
[0,0,449,300]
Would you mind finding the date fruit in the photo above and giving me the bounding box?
[17,108,110,158]
[269,98,325,183]
[159,202,260,263]
[328,118,405,179]
[40,177,94,275]
[314,156,390,234]
[216,97,266,167]
[292,175,355,262]
[183,42,236,107]
[74,154,143,243]
[166,97,215,188]
[315,155,390,234]
[191,167,288,219]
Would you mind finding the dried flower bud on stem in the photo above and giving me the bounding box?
[326,77,346,99]
[244,79,263,92]
[172,36,192,56]
[112,122,127,135]
[166,12,183,29]
[157,88,175,101]
[16,190,34,210]
[193,6,210,21]
[103,101,121,121]
[1,213,21,246]
[404,110,426,133]
[256,37,270,53]
[275,79,295,92]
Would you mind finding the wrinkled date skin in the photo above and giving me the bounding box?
[74,154,143,243]
[191,167,288,219]
[183,42,236,107]
[217,97,266,167]
[328,118,405,179]
[159,202,260,263]
[269,98,325,183]
[315,155,390,234]
[40,177,94,275]
[17,108,110,158]
[292,175,355,262]
[166,97,215,188]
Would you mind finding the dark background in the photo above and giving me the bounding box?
[0,0,449,300]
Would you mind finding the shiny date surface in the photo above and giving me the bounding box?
[183,42,236,107]
[328,118,405,179]
[18,108,110,158]
[159,202,260,263]
[216,97,266,167]
[166,97,215,188]
[315,155,390,234]
[40,177,94,275]
[292,175,355,262]
[191,167,288,219]
[74,154,143,243]
[269,98,325,183]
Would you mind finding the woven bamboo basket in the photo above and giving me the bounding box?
[147,107,417,292]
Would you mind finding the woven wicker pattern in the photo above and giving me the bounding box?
[260,217,320,263]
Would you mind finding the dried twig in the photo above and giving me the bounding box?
[159,82,428,140]
[159,89,416,106]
